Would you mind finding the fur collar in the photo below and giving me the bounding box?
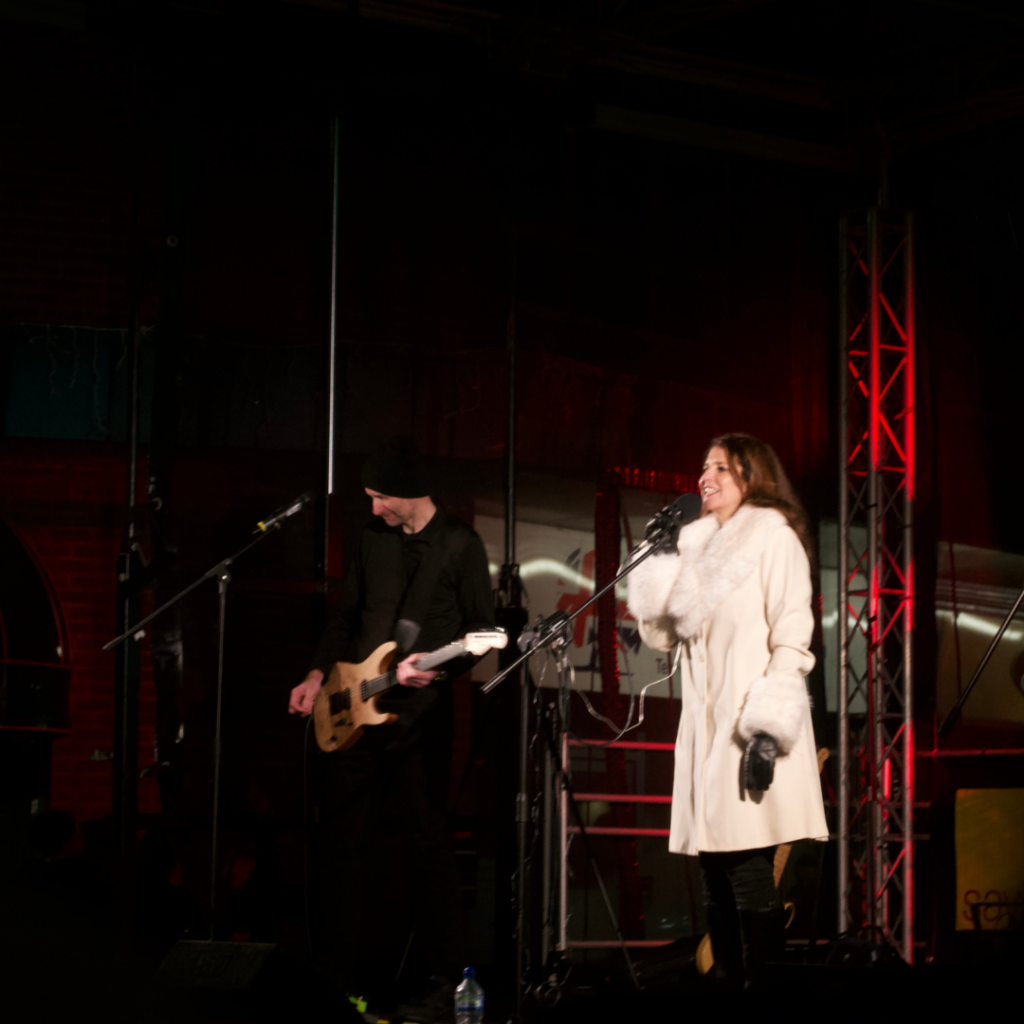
[627,505,787,640]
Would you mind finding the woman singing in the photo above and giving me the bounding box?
[627,433,827,987]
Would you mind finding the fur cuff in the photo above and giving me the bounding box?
[737,674,808,754]
[626,548,681,624]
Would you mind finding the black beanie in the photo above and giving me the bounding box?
[361,436,429,498]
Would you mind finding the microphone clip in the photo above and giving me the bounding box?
[518,609,570,652]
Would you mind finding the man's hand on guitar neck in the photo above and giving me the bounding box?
[396,653,439,689]
[289,655,436,715]
[289,670,323,716]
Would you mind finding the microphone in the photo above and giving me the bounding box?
[640,492,701,554]
[253,491,315,534]
[661,492,701,523]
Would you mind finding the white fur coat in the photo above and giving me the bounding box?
[627,505,828,854]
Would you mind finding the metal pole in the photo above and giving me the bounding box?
[116,52,144,942]
[867,207,881,932]
[541,731,554,963]
[559,732,568,952]
[903,212,916,962]
[505,291,517,571]
[837,214,850,936]
[324,115,341,575]
[507,209,525,1014]
[515,667,530,1017]
[209,568,230,940]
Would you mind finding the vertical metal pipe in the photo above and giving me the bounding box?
[837,214,850,936]
[559,732,568,952]
[504,145,518,576]
[867,207,881,931]
[209,570,229,940]
[127,55,141,542]
[541,737,553,962]
[324,115,341,575]
[505,299,516,571]
[116,53,143,941]
[903,212,916,962]
[515,665,529,1015]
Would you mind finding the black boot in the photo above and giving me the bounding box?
[704,903,745,990]
[738,906,786,989]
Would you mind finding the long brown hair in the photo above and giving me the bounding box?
[707,432,812,558]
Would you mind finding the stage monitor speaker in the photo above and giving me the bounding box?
[160,940,276,991]
[158,940,362,1019]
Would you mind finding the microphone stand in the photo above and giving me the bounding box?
[482,530,675,697]
[103,522,285,941]
[939,580,1024,738]
[482,514,690,1002]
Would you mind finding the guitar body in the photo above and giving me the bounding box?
[310,629,507,754]
[313,641,399,753]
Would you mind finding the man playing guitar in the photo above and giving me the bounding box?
[289,436,494,1022]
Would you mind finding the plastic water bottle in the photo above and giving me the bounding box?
[454,966,484,1024]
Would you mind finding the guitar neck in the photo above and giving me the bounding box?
[362,640,468,700]
[414,640,467,671]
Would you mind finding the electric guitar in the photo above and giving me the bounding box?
[312,630,508,753]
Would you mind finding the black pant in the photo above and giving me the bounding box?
[699,846,779,914]
[312,694,462,988]
[699,847,780,983]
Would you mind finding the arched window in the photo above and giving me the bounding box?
[0,518,71,731]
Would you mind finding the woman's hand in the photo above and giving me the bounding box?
[644,511,681,555]
[744,732,778,791]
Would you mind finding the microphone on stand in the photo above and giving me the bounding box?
[518,610,570,652]
[639,491,702,555]
[253,491,315,534]
[657,492,702,524]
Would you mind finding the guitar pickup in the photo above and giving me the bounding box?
[328,691,351,716]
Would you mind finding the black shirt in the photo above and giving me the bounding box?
[310,505,494,678]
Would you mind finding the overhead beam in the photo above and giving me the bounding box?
[282,0,1024,153]
[907,0,1024,28]
[594,103,863,173]
[892,83,1024,145]
[608,0,778,43]
[591,43,839,110]
[497,0,779,78]
[280,0,497,38]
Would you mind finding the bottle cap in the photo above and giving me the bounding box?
[462,966,476,978]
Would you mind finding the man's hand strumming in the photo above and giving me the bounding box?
[289,670,324,715]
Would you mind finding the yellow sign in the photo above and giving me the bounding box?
[955,789,1024,931]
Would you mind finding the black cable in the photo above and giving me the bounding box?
[303,714,314,957]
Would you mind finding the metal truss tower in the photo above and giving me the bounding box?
[838,208,915,962]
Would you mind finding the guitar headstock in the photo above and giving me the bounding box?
[463,629,509,656]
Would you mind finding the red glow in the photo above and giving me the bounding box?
[906,558,914,635]
[569,739,674,751]
[605,466,700,495]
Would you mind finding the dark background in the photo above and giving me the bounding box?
[3,0,1024,1003]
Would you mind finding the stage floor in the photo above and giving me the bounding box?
[1,821,1018,1023]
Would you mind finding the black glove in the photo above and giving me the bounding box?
[744,732,778,791]
[644,511,681,555]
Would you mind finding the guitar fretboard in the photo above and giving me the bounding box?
[357,639,468,702]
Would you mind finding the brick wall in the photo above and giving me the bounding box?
[0,439,159,823]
